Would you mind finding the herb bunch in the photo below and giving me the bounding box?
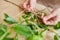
[0,11,60,40]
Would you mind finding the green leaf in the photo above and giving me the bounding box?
[28,30,46,40]
[39,23,47,29]
[3,38,13,40]
[54,35,60,40]
[4,13,9,18]
[39,29,46,37]
[0,24,10,40]
[25,12,31,17]
[54,22,60,29]
[13,24,34,37]
[22,12,31,19]
[14,34,18,40]
[30,17,36,22]
[4,13,18,24]
[28,35,44,40]
[0,24,7,36]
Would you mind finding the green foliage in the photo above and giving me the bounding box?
[54,22,60,29]
[4,13,18,24]
[13,24,34,37]
[54,34,60,40]
[0,12,60,40]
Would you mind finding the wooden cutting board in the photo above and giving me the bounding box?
[0,0,60,40]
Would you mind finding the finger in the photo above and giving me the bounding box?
[23,0,30,8]
[27,7,31,12]
[46,16,57,25]
[42,17,48,25]
[44,13,57,21]
[50,20,53,23]
[23,3,27,9]
[30,7,36,12]
[40,13,45,18]
[52,16,57,21]
[44,9,58,21]
[48,22,55,25]
[44,20,55,25]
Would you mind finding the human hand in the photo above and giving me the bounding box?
[41,8,60,25]
[23,0,36,12]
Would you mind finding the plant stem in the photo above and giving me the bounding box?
[29,21,40,30]
[14,34,18,40]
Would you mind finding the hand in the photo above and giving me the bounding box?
[23,0,36,12]
[41,8,60,25]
